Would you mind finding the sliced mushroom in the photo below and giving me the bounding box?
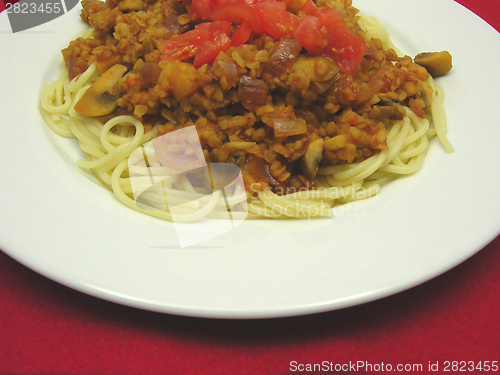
[414,51,453,77]
[374,96,406,121]
[323,134,349,151]
[416,81,433,108]
[300,138,324,179]
[74,64,127,117]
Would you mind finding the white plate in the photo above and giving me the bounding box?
[1,0,500,319]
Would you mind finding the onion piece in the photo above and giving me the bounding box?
[353,79,384,106]
[273,118,308,137]
[67,56,76,79]
[249,158,280,185]
[220,60,238,88]
[140,62,162,84]
[160,12,189,38]
[238,76,268,105]
[264,38,302,77]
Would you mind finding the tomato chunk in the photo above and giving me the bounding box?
[210,2,264,34]
[296,0,317,15]
[195,20,233,36]
[295,6,367,75]
[161,21,233,67]
[190,0,217,20]
[194,32,231,67]
[318,7,366,74]
[230,20,253,46]
[253,1,301,39]
[294,15,324,55]
[167,0,365,74]
[161,28,211,62]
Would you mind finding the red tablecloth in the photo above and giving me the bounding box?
[1,1,499,374]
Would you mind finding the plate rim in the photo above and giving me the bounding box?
[1,0,500,319]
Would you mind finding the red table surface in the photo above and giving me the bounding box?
[1,1,500,374]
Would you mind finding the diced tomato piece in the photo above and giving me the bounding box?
[161,21,233,66]
[167,0,365,74]
[195,20,233,36]
[215,0,258,6]
[317,7,366,75]
[190,0,217,20]
[296,0,317,15]
[253,1,302,39]
[230,20,253,46]
[161,28,211,61]
[280,0,294,8]
[194,32,231,67]
[317,7,350,44]
[295,6,366,75]
[210,2,264,34]
[294,15,325,55]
